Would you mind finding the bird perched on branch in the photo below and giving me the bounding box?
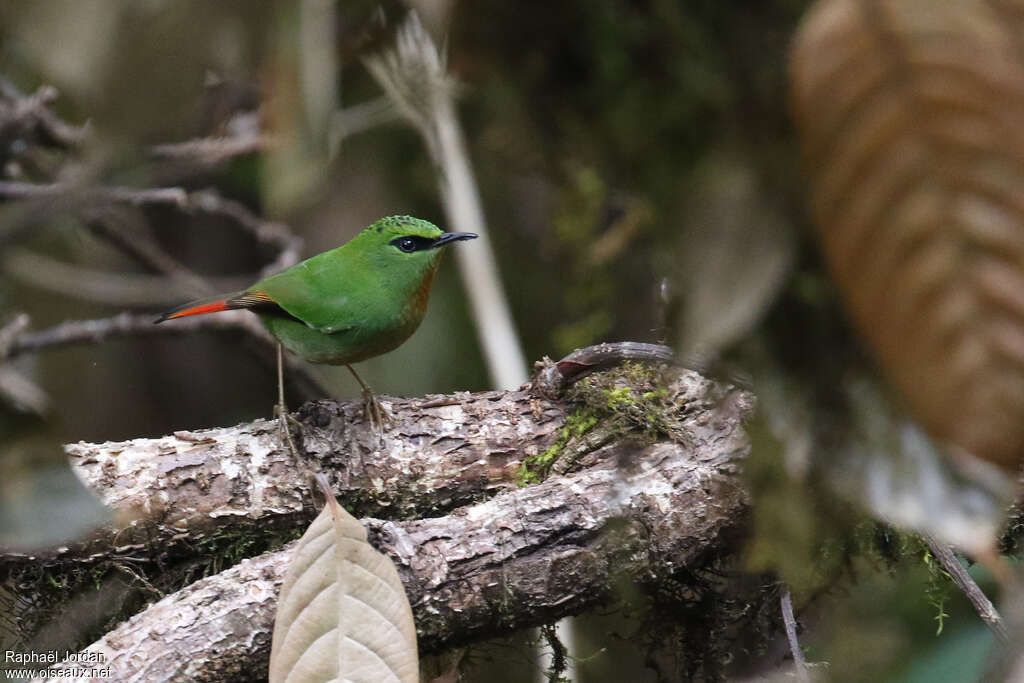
[157,215,477,442]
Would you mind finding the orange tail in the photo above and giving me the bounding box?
[155,290,278,323]
[155,297,231,323]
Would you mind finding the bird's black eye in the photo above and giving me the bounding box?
[390,235,434,253]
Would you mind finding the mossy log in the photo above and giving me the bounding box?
[1,347,754,682]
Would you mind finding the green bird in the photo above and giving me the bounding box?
[157,215,476,433]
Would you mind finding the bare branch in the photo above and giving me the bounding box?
[186,189,303,280]
[0,367,49,415]
[780,586,809,682]
[0,180,187,206]
[1,247,247,306]
[3,311,328,401]
[0,80,271,170]
[150,134,278,166]
[6,311,247,359]
[0,81,88,148]
[152,101,404,167]
[0,313,30,358]
[921,533,1008,644]
[329,96,401,151]
[83,206,214,298]
[0,182,302,277]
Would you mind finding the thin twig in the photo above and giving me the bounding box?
[0,182,298,263]
[0,80,88,148]
[0,351,49,416]
[0,366,49,414]
[1,78,267,165]
[921,533,1008,644]
[150,134,277,165]
[84,206,214,298]
[0,313,50,414]
[329,96,401,152]
[186,189,303,279]
[0,182,302,279]
[780,586,809,682]
[111,561,164,600]
[0,180,187,206]
[5,312,328,401]
[1,247,246,306]
[2,79,269,165]
[6,311,248,359]
[0,313,30,359]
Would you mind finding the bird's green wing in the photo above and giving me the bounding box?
[251,250,364,334]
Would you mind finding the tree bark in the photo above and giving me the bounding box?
[37,367,751,682]
[7,386,567,568]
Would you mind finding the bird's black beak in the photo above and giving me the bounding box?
[432,232,478,248]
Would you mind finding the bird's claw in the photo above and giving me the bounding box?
[362,387,391,442]
[275,401,302,458]
[274,409,301,430]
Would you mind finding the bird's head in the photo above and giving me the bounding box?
[359,216,477,274]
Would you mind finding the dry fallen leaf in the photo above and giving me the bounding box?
[269,482,418,683]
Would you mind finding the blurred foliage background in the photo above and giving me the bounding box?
[2,0,1022,680]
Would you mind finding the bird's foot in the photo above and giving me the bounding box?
[362,387,391,442]
[273,342,303,459]
[274,401,303,459]
[344,364,389,444]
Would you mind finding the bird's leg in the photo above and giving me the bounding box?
[275,343,302,458]
[346,363,389,437]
